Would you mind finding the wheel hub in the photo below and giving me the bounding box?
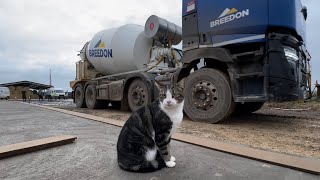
[131,87,146,106]
[192,81,218,111]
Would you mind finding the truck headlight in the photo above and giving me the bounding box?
[283,46,299,61]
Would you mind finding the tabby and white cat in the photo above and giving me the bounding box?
[117,79,185,172]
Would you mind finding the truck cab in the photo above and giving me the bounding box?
[179,0,310,123]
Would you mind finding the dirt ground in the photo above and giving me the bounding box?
[53,100,320,159]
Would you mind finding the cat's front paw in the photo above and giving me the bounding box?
[170,156,176,162]
[165,161,176,168]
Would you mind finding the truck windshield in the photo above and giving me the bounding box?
[55,90,64,93]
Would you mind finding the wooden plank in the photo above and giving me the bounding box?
[0,135,77,159]
[31,104,124,127]
[29,103,320,174]
[172,133,320,175]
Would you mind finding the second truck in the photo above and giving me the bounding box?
[70,0,311,123]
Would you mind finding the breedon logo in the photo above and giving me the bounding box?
[210,8,250,28]
[89,39,113,58]
[94,39,106,49]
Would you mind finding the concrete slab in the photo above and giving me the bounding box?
[0,101,319,180]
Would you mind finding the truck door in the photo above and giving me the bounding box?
[182,0,200,50]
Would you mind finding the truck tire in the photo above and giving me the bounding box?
[85,84,105,109]
[128,79,150,112]
[233,102,264,115]
[75,84,86,108]
[184,68,235,123]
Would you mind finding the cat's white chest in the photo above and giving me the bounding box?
[168,111,183,137]
[162,102,184,137]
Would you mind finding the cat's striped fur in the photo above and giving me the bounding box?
[117,79,185,172]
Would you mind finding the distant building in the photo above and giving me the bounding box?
[0,81,52,100]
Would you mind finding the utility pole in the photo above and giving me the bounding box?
[49,69,52,86]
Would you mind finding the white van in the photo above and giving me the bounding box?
[45,88,66,99]
[0,87,10,100]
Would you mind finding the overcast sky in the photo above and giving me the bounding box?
[0,0,318,91]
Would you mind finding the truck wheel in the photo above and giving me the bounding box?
[85,84,105,109]
[75,84,86,108]
[233,102,264,115]
[184,68,235,123]
[128,79,150,112]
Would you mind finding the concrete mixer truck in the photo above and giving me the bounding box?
[70,17,183,112]
[70,0,311,123]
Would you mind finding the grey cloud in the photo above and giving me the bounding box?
[0,58,75,91]
[0,0,319,91]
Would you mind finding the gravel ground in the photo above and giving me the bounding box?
[32,99,320,159]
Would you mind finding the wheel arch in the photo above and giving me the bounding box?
[72,81,87,90]
[84,81,98,93]
[181,48,233,64]
[176,48,233,82]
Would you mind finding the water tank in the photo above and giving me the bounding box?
[86,24,153,75]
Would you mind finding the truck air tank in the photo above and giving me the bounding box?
[144,15,182,45]
[86,24,153,75]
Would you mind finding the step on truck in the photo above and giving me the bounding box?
[71,0,311,123]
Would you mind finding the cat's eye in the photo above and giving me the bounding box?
[174,94,182,99]
[160,94,166,98]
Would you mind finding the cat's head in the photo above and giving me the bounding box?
[155,78,185,109]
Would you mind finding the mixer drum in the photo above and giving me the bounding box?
[86,24,153,75]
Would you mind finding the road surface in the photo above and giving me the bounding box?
[0,101,318,180]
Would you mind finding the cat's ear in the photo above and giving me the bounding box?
[155,81,161,90]
[177,78,186,89]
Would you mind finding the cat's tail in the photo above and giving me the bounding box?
[139,158,166,173]
[119,157,166,173]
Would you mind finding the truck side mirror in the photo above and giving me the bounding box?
[302,6,307,20]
